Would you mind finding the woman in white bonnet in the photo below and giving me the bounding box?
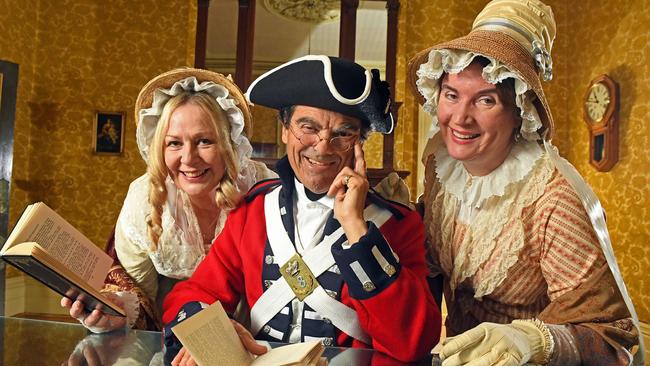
[408,0,642,365]
[61,68,276,333]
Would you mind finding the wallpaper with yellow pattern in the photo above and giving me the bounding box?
[1,0,197,274]
[561,0,650,324]
[1,0,648,334]
[0,0,37,254]
[399,0,650,325]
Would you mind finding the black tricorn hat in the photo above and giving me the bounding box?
[246,55,394,134]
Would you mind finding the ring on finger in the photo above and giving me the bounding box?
[343,175,351,186]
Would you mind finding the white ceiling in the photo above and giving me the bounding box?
[206,0,388,74]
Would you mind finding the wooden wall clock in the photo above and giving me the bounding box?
[583,74,619,171]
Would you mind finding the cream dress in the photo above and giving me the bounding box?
[115,160,275,316]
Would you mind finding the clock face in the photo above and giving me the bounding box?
[585,82,611,122]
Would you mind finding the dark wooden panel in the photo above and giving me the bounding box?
[339,0,359,60]
[235,0,256,90]
[0,60,19,316]
[194,0,211,69]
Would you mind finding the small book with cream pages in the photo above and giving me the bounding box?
[172,301,327,366]
[1,202,125,317]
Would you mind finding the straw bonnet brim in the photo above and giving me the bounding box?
[134,68,251,136]
[407,30,554,140]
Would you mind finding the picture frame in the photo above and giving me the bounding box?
[93,111,125,155]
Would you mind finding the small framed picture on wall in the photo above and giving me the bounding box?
[93,111,125,155]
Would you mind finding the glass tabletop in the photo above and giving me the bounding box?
[0,316,440,365]
[1,316,161,365]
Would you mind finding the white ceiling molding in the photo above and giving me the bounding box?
[207,0,387,74]
[262,0,341,23]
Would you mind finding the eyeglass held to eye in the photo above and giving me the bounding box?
[287,123,359,152]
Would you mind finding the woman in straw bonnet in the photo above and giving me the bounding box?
[408,0,642,365]
[61,68,276,333]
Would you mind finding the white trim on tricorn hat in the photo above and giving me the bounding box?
[135,68,252,162]
[246,55,394,134]
[249,55,373,105]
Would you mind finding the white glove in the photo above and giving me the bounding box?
[440,319,554,366]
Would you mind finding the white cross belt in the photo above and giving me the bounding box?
[250,186,392,345]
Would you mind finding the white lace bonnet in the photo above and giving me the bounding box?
[134,68,257,193]
[407,0,556,143]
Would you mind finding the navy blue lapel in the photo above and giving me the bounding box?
[276,157,296,244]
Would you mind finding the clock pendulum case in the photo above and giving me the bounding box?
[583,74,619,171]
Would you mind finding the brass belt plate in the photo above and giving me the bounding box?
[280,253,319,301]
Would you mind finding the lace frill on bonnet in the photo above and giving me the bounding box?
[124,76,260,277]
[427,139,554,298]
[137,76,258,194]
[415,49,544,144]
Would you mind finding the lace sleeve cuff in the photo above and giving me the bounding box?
[77,291,140,334]
[112,291,140,330]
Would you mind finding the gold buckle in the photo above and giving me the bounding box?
[280,253,319,301]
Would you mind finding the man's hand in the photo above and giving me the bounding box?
[327,143,369,244]
[231,320,268,355]
[171,320,267,366]
[171,347,197,366]
[61,296,126,333]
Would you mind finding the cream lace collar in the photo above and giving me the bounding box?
[435,140,544,209]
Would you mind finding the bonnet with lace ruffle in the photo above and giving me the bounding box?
[407,0,556,146]
[134,68,258,194]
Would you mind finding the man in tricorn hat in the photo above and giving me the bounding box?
[408,0,642,365]
[163,55,441,363]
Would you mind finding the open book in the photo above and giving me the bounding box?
[1,202,125,317]
[172,301,326,366]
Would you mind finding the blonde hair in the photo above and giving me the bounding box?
[146,92,242,249]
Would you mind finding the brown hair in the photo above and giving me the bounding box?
[474,56,521,124]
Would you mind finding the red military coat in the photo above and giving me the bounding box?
[163,161,440,362]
